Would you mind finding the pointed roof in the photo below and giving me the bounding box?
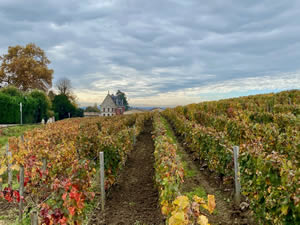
[111,94,124,106]
[101,91,124,108]
[101,94,117,108]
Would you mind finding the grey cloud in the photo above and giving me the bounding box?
[0,0,300,105]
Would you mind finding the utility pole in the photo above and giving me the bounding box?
[20,102,23,125]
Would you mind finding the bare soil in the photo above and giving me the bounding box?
[89,120,164,225]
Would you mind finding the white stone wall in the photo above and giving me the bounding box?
[101,109,116,117]
[100,94,118,116]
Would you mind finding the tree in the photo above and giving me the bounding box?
[29,89,52,122]
[48,90,56,101]
[74,108,84,117]
[116,90,129,110]
[0,85,23,97]
[56,77,72,96]
[55,77,77,106]
[52,94,76,120]
[85,103,100,112]
[0,43,53,91]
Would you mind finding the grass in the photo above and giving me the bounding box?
[0,215,8,220]
[0,124,40,152]
[181,161,197,178]
[159,116,220,216]
[184,186,207,200]
[160,115,198,178]
[82,167,102,225]
[160,116,177,143]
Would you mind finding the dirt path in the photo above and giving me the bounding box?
[164,118,254,225]
[89,120,164,225]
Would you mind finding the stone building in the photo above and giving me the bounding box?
[100,92,125,116]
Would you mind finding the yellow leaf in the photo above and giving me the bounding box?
[207,195,216,214]
[161,205,168,215]
[281,205,288,215]
[161,201,170,216]
[193,195,206,204]
[11,164,20,171]
[173,196,190,209]
[0,166,6,176]
[197,215,209,225]
[169,212,186,225]
[8,158,13,164]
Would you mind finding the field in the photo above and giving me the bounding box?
[0,90,299,225]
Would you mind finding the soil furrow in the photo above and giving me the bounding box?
[89,120,164,225]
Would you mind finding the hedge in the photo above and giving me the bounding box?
[0,92,39,124]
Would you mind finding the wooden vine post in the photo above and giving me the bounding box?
[30,212,38,225]
[42,158,47,175]
[233,146,241,206]
[99,152,105,211]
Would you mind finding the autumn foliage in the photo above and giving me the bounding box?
[152,114,215,225]
[162,90,300,225]
[0,113,150,224]
[0,43,53,91]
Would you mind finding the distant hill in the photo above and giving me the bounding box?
[81,106,167,111]
[129,106,166,111]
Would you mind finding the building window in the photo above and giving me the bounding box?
[108,108,110,112]
[103,108,105,112]
[112,108,114,112]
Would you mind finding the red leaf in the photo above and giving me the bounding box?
[68,206,76,216]
[59,216,68,225]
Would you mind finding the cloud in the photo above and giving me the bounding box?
[0,0,299,106]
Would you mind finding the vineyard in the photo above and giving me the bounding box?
[0,89,299,225]
[0,113,149,224]
[162,90,299,225]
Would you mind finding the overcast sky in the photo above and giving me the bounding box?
[0,0,300,107]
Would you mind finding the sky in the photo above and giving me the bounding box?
[0,0,300,107]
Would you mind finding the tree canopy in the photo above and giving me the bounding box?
[52,94,83,120]
[116,90,129,110]
[0,43,53,91]
[28,89,52,122]
[56,77,72,96]
[55,77,77,106]
[85,103,100,112]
